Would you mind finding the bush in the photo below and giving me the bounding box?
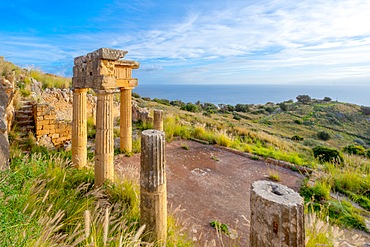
[291,135,304,141]
[317,131,330,141]
[279,102,288,111]
[323,97,332,102]
[132,92,140,98]
[300,182,331,202]
[153,98,170,106]
[235,104,249,112]
[342,144,365,156]
[294,119,302,124]
[360,106,370,115]
[296,95,311,104]
[180,103,200,113]
[313,146,343,163]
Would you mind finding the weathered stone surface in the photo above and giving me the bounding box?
[72,48,139,90]
[30,78,43,97]
[120,88,132,152]
[154,110,163,132]
[72,88,87,169]
[0,77,15,170]
[132,102,153,123]
[250,180,304,247]
[95,90,115,186]
[140,130,167,243]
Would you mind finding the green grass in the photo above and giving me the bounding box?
[210,220,229,235]
[29,69,71,89]
[0,143,192,246]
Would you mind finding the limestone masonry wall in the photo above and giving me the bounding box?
[33,104,72,147]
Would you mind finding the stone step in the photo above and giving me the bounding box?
[16,109,33,115]
[15,115,34,121]
[21,101,34,106]
[19,127,34,133]
[17,120,35,126]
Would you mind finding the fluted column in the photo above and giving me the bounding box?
[153,110,163,132]
[95,90,115,186]
[120,88,132,152]
[72,88,88,169]
[140,130,167,244]
[250,180,304,247]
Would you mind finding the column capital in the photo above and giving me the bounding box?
[94,89,116,95]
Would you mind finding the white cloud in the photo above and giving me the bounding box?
[1,0,370,83]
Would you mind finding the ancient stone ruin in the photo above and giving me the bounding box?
[72,48,139,186]
[0,73,15,170]
[140,129,167,243]
[250,180,304,247]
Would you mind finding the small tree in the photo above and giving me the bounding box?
[296,95,311,104]
[323,97,332,102]
[317,131,330,141]
[343,144,365,156]
[313,146,343,164]
[235,104,248,112]
[360,106,370,115]
[279,102,288,111]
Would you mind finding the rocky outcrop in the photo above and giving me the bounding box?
[0,75,15,170]
[132,102,153,123]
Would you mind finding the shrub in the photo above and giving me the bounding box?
[291,135,304,141]
[296,95,311,104]
[235,104,248,112]
[294,119,302,124]
[132,92,140,98]
[180,103,200,113]
[360,106,370,115]
[153,98,170,106]
[312,146,343,163]
[323,97,332,102]
[317,131,330,141]
[301,182,331,202]
[342,144,365,156]
[279,102,288,111]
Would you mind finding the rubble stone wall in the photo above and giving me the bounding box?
[33,104,72,147]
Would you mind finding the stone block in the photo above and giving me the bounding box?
[37,120,50,126]
[250,180,304,247]
[37,129,50,135]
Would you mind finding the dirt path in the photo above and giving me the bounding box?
[115,140,305,246]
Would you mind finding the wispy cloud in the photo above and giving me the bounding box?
[1,0,370,84]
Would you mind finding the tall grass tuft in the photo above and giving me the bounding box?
[29,69,71,89]
[1,145,190,246]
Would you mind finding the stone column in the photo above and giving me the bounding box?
[250,180,304,247]
[95,90,115,186]
[72,88,88,169]
[120,88,132,153]
[140,130,167,244]
[153,110,163,132]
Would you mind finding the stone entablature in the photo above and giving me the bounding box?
[72,48,139,90]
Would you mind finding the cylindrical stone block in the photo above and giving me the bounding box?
[250,180,304,247]
[120,88,132,152]
[95,90,114,186]
[72,88,88,169]
[153,110,164,132]
[140,130,167,244]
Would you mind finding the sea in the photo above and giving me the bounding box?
[133,84,370,106]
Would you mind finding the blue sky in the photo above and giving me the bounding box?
[1,0,370,85]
